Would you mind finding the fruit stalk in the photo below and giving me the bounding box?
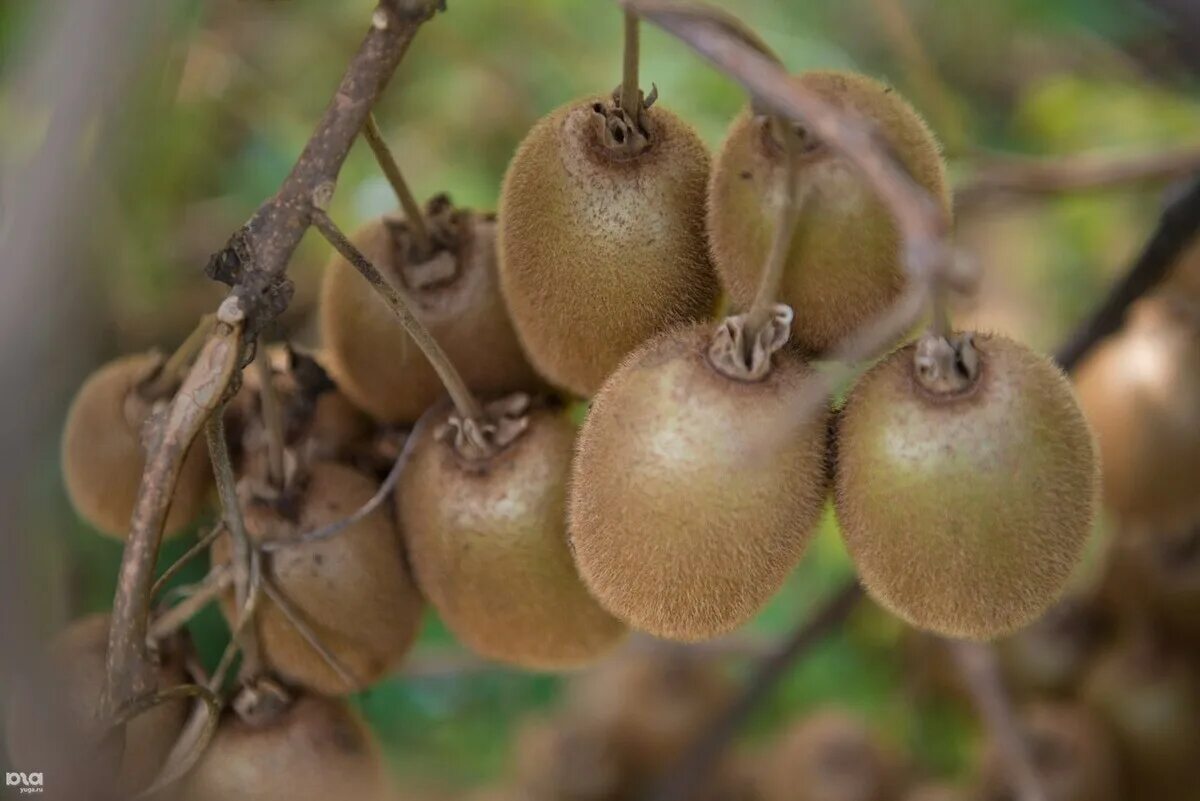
[311,204,486,423]
[253,342,287,490]
[147,567,233,641]
[362,114,434,257]
[746,117,800,334]
[621,9,642,125]
[142,314,215,398]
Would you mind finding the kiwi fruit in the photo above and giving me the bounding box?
[211,461,423,694]
[4,615,188,797]
[901,784,967,801]
[176,692,392,801]
[1082,633,1200,801]
[835,332,1098,639]
[514,715,629,801]
[708,70,950,356]
[1074,295,1200,529]
[568,321,831,641]
[497,96,719,396]
[1113,520,1200,648]
[62,353,212,539]
[397,398,625,668]
[759,709,903,801]
[975,703,1120,801]
[996,595,1111,700]
[320,197,540,424]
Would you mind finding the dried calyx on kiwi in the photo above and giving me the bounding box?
[62,351,212,540]
[4,615,190,798]
[210,458,423,695]
[760,709,903,801]
[398,393,626,669]
[497,15,719,397]
[569,304,830,641]
[835,330,1098,639]
[708,70,951,358]
[177,681,393,801]
[321,194,539,424]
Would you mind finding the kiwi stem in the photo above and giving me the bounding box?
[261,575,359,690]
[312,208,486,423]
[254,341,288,490]
[205,411,264,677]
[621,9,641,126]
[362,114,433,258]
[151,522,225,598]
[142,314,216,398]
[747,116,801,334]
[929,280,951,339]
[147,566,233,641]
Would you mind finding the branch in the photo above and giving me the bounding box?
[1055,174,1200,371]
[644,583,863,801]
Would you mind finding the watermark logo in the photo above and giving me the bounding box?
[5,773,44,794]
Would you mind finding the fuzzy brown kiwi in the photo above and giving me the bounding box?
[211,462,423,694]
[497,97,719,396]
[996,595,1111,700]
[976,704,1120,801]
[1082,633,1200,801]
[1074,295,1200,529]
[514,715,630,801]
[4,615,188,798]
[708,70,950,356]
[834,332,1098,639]
[320,198,540,424]
[61,353,212,539]
[760,709,903,801]
[176,693,392,801]
[902,784,968,801]
[568,321,831,641]
[397,399,625,669]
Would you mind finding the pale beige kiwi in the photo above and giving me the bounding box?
[4,615,188,798]
[708,71,950,356]
[568,323,830,641]
[320,212,540,424]
[211,462,423,695]
[175,694,391,801]
[397,404,625,669]
[62,354,212,539]
[835,334,1098,639]
[759,709,903,801]
[1074,296,1200,529]
[498,97,719,396]
[976,704,1120,801]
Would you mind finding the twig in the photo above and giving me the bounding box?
[151,523,225,599]
[1055,175,1200,371]
[260,574,359,690]
[957,145,1200,208]
[363,114,433,256]
[645,582,863,801]
[948,642,1046,801]
[105,0,440,715]
[209,549,262,694]
[260,431,412,552]
[310,204,484,422]
[148,566,233,642]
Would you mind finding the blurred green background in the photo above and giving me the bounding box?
[3,0,1198,794]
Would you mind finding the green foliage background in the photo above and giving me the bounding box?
[2,0,1198,793]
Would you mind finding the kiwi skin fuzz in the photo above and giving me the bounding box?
[568,323,830,641]
[498,97,719,397]
[835,333,1098,640]
[398,403,626,669]
[3,615,188,797]
[62,353,212,539]
[708,70,950,357]
[211,462,423,695]
[320,211,540,425]
[177,694,392,801]
[1074,296,1200,529]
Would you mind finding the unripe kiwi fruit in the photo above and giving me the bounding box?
[708,71,950,356]
[569,322,831,641]
[976,704,1120,801]
[176,693,391,801]
[320,201,540,424]
[397,400,625,668]
[4,615,188,797]
[835,332,1098,639]
[760,709,903,801]
[62,353,212,539]
[497,97,719,396]
[211,461,423,694]
[1074,296,1200,529]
